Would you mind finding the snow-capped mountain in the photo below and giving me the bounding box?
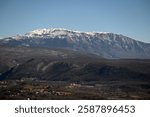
[0,28,150,59]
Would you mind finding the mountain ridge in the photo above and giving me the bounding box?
[0,28,150,59]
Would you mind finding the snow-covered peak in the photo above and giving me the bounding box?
[25,28,80,37]
[3,28,138,45]
[1,28,150,59]
[20,28,140,47]
[24,28,115,39]
[27,28,111,35]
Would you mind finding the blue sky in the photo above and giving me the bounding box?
[0,0,150,43]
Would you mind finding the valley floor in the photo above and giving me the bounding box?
[0,80,149,100]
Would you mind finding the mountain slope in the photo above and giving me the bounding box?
[0,46,150,81]
[0,28,150,58]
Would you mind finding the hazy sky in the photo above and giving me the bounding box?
[0,0,150,43]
